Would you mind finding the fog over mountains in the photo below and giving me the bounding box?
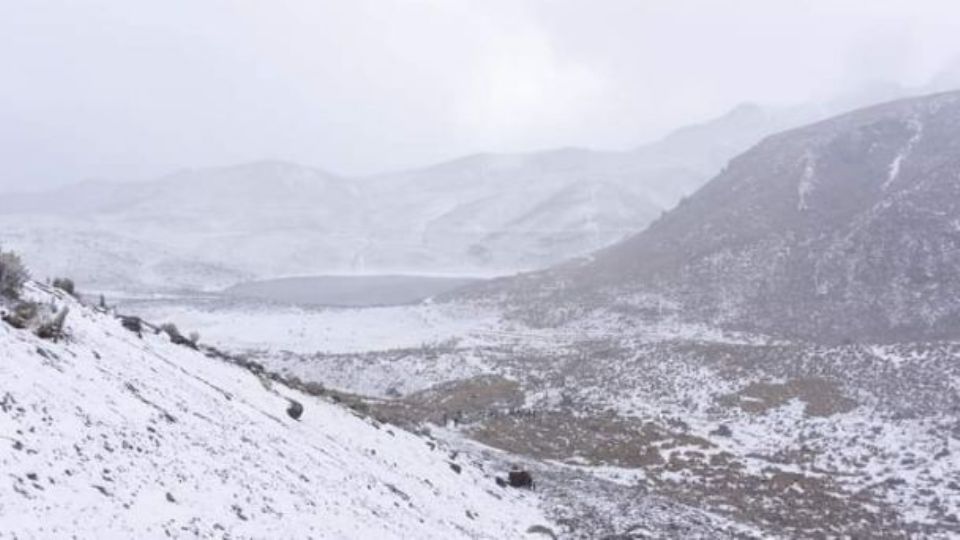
[9,2,960,537]
[476,90,960,343]
[0,87,917,292]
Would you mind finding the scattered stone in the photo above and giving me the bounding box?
[508,469,534,489]
[710,424,733,437]
[286,399,304,421]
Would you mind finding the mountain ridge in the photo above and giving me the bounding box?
[0,89,927,291]
[474,90,960,343]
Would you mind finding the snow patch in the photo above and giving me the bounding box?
[797,153,817,211]
[883,117,923,190]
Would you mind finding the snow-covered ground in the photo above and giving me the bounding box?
[122,298,504,355]
[121,295,763,357]
[0,284,550,538]
[122,295,960,535]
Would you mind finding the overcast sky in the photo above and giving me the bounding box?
[3,0,960,191]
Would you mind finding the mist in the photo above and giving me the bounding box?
[3,0,960,191]
[8,3,960,537]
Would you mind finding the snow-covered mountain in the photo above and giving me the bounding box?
[2,81,934,292]
[0,99,858,292]
[475,90,960,343]
[0,282,548,537]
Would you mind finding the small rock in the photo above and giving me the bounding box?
[286,399,304,420]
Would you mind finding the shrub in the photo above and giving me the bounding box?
[120,316,143,335]
[302,381,325,396]
[158,322,180,337]
[0,248,28,300]
[36,307,69,341]
[52,277,76,297]
[159,322,199,349]
[349,401,370,414]
[13,301,39,321]
[2,300,37,329]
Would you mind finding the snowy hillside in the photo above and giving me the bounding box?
[472,90,960,343]
[0,283,549,538]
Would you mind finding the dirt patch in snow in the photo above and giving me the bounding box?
[371,375,524,426]
[720,377,857,417]
[469,411,709,468]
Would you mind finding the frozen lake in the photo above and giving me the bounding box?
[222,274,485,307]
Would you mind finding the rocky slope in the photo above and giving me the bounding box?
[482,90,960,343]
[137,293,960,538]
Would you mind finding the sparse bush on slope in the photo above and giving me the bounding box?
[0,247,28,300]
[52,277,76,297]
[158,322,199,349]
[36,306,70,341]
[158,322,180,337]
[2,300,38,329]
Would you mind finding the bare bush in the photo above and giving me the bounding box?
[36,306,69,341]
[302,381,325,396]
[52,277,76,297]
[159,322,199,349]
[0,248,29,300]
[1,301,40,329]
[158,322,180,337]
[13,301,39,321]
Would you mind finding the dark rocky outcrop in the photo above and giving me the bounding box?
[508,470,534,489]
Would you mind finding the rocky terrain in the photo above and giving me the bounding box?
[9,86,960,537]
[121,91,960,538]
[472,90,960,344]
[123,291,960,537]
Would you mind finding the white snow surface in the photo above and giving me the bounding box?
[125,299,504,355]
[884,117,924,190]
[0,284,548,538]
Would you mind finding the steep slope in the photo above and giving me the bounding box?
[0,283,547,538]
[492,90,960,343]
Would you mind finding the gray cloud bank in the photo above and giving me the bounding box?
[2,0,960,190]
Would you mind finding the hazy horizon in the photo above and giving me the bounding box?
[4,0,960,191]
